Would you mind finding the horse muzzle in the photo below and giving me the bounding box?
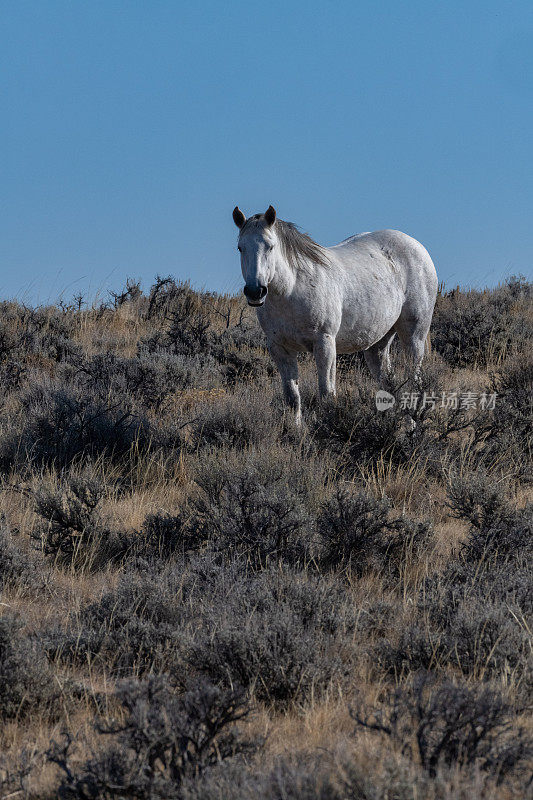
[243,284,268,306]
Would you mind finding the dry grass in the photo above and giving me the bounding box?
[0,276,531,798]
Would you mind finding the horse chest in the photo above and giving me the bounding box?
[257,301,332,352]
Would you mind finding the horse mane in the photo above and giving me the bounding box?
[276,219,330,269]
[241,215,330,270]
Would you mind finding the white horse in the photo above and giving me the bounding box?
[233,205,438,424]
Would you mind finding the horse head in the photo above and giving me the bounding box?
[233,205,277,306]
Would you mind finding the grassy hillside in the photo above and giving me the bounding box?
[0,275,531,798]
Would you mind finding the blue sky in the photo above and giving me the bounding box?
[1,0,532,303]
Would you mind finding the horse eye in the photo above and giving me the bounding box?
[237,246,242,252]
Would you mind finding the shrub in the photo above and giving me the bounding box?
[190,567,356,708]
[447,600,532,687]
[417,559,533,700]
[464,505,532,566]
[195,754,338,800]
[377,599,531,699]
[0,522,47,593]
[211,328,273,383]
[472,354,533,482]
[146,277,209,323]
[77,351,206,411]
[0,303,23,361]
[317,486,391,572]
[30,475,128,569]
[48,676,257,800]
[0,358,25,398]
[135,510,201,560]
[486,353,533,444]
[311,358,465,475]
[190,387,279,449]
[447,472,532,563]
[139,330,225,385]
[317,485,433,578]
[163,288,212,357]
[447,472,509,532]
[48,565,192,676]
[0,301,81,366]
[1,380,151,472]
[376,624,443,678]
[318,486,390,573]
[143,277,271,383]
[352,672,532,781]
[109,277,143,307]
[379,478,533,694]
[190,448,320,569]
[180,748,499,800]
[423,555,532,633]
[0,612,55,720]
[432,278,532,368]
[313,382,404,468]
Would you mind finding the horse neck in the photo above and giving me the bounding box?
[269,253,297,297]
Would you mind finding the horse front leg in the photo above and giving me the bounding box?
[269,343,302,426]
[314,334,337,400]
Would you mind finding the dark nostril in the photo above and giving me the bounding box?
[244,285,267,302]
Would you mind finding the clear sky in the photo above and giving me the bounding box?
[1,0,532,304]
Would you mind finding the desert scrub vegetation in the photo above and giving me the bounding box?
[0,275,531,798]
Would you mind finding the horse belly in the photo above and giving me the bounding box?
[336,290,403,353]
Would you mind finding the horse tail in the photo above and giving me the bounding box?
[425,333,432,354]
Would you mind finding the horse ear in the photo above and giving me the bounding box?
[233,206,246,228]
[264,205,276,226]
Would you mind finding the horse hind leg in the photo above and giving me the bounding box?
[394,313,431,382]
[363,328,396,390]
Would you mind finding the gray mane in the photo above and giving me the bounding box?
[276,219,330,269]
[242,215,330,270]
